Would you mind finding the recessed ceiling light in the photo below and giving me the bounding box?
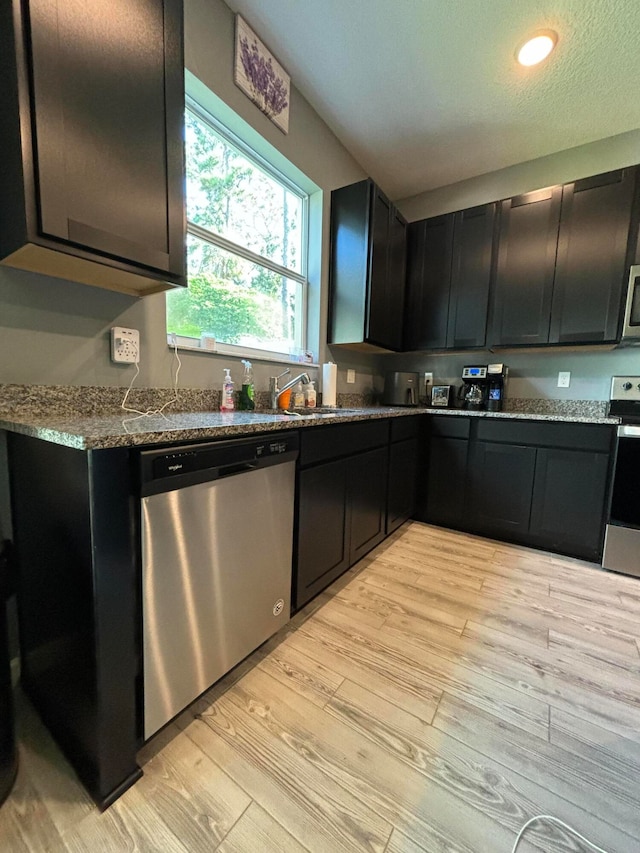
[516,30,558,67]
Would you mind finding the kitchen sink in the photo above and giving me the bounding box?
[244,407,363,417]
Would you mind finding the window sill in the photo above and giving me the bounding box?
[167,335,318,368]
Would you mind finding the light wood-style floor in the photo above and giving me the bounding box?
[3,522,640,852]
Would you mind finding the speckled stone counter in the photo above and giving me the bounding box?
[0,384,619,450]
[0,407,423,450]
[423,406,618,426]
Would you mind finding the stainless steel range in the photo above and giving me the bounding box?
[603,376,640,577]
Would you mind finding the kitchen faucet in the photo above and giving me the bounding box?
[269,369,311,408]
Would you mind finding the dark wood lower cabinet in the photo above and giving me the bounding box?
[468,441,536,537]
[294,421,390,611]
[420,435,468,528]
[529,448,611,560]
[349,447,388,563]
[387,438,419,534]
[295,460,349,610]
[7,434,141,809]
[416,416,470,528]
[419,417,614,562]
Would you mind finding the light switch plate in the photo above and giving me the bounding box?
[347,369,356,384]
[557,371,571,388]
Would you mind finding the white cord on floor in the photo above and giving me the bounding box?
[512,814,611,853]
[121,335,182,430]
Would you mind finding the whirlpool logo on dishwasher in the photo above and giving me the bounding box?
[168,463,183,472]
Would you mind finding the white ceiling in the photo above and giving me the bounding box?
[224,0,640,201]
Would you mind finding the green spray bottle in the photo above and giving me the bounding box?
[238,359,255,410]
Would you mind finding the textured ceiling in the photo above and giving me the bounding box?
[223,0,640,201]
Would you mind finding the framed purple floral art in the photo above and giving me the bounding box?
[234,15,290,134]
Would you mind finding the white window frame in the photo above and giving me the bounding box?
[169,98,310,362]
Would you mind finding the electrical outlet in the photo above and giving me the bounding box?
[111,327,140,364]
[347,369,356,384]
[424,372,433,386]
[557,371,571,388]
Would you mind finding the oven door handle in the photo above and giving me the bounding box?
[617,424,640,438]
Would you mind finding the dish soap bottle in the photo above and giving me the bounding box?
[220,368,235,412]
[304,380,317,408]
[292,380,305,409]
[238,359,255,410]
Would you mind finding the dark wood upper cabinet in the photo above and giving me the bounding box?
[0,0,186,296]
[489,186,562,347]
[386,206,408,351]
[447,202,497,348]
[329,180,406,351]
[404,214,454,350]
[490,167,639,348]
[367,189,392,346]
[549,168,638,344]
[404,203,496,352]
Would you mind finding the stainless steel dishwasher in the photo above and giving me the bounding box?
[139,432,298,739]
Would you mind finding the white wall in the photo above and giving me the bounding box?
[1,4,638,403]
[388,128,640,400]
[397,128,640,221]
[0,0,370,395]
[381,346,640,402]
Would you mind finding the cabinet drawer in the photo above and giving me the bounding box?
[390,416,421,443]
[429,415,470,439]
[476,419,613,452]
[299,419,389,467]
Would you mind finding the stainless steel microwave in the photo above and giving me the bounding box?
[621,265,640,344]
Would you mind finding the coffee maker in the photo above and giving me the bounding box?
[458,364,508,411]
[486,363,509,412]
[459,365,489,410]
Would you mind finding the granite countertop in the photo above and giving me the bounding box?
[0,406,422,450]
[0,403,620,450]
[423,407,619,426]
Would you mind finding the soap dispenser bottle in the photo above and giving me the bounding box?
[220,368,235,412]
[304,380,317,408]
[292,381,305,409]
[238,359,255,411]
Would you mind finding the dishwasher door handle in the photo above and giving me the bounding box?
[218,461,259,479]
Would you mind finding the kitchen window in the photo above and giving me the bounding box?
[166,103,309,359]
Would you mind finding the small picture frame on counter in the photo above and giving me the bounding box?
[431,385,452,407]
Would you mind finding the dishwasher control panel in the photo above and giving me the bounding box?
[267,440,288,455]
[139,432,299,496]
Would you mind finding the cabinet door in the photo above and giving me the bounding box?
[384,207,407,351]
[421,436,469,528]
[404,220,426,351]
[530,448,610,560]
[549,168,638,344]
[367,187,392,347]
[386,438,418,534]
[295,460,349,610]
[329,180,370,345]
[27,0,184,278]
[447,203,497,348]
[468,442,536,537]
[490,187,562,346]
[404,215,454,350]
[348,447,388,564]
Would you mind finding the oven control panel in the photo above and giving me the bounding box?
[611,376,640,401]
